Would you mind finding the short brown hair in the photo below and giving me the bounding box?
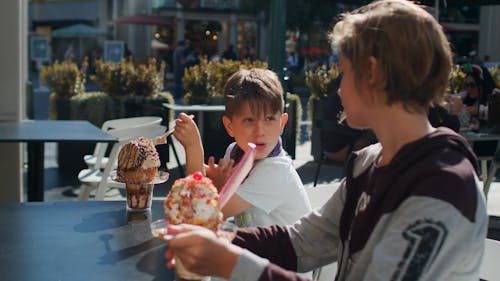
[329,0,452,112]
[223,68,284,118]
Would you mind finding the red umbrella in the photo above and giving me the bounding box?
[110,14,173,26]
[300,47,331,56]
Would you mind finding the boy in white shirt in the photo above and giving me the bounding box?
[173,68,311,227]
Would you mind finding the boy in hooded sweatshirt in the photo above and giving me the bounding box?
[164,1,488,280]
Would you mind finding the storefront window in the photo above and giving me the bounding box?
[439,5,479,24]
[236,21,257,60]
[185,20,221,57]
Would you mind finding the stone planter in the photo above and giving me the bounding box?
[202,125,233,162]
[49,94,86,176]
[196,96,232,162]
[49,94,72,120]
[282,95,299,159]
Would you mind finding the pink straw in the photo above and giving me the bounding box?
[219,143,256,208]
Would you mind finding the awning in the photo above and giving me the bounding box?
[151,39,170,51]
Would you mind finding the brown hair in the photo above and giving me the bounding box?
[223,68,284,118]
[329,0,452,112]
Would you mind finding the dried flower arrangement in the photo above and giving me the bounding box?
[41,58,88,98]
[182,57,267,104]
[90,58,165,97]
[489,65,500,89]
[305,63,340,99]
[305,64,340,122]
[447,64,467,95]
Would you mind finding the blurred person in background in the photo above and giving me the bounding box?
[173,40,188,102]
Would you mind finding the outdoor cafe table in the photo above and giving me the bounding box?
[0,120,117,202]
[0,200,175,280]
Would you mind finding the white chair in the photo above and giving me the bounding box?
[480,238,500,281]
[78,124,166,201]
[84,116,162,170]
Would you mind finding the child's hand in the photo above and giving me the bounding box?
[173,113,201,149]
[205,157,235,190]
[164,224,213,269]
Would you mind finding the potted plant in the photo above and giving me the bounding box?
[41,58,87,120]
[182,57,268,105]
[305,64,340,160]
[90,58,169,118]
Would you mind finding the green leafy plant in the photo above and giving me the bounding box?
[183,57,268,104]
[91,58,165,97]
[41,58,87,98]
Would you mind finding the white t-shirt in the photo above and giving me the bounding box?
[222,143,312,227]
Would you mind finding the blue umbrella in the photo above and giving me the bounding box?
[52,24,106,37]
[53,24,107,61]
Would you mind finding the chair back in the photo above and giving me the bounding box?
[89,116,163,169]
[93,124,167,200]
[315,119,363,158]
[312,119,363,186]
[78,124,166,200]
[480,238,500,280]
[101,116,162,131]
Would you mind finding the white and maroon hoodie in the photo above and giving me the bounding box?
[230,127,488,281]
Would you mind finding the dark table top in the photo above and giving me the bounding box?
[0,120,117,143]
[461,131,500,142]
[0,200,174,281]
